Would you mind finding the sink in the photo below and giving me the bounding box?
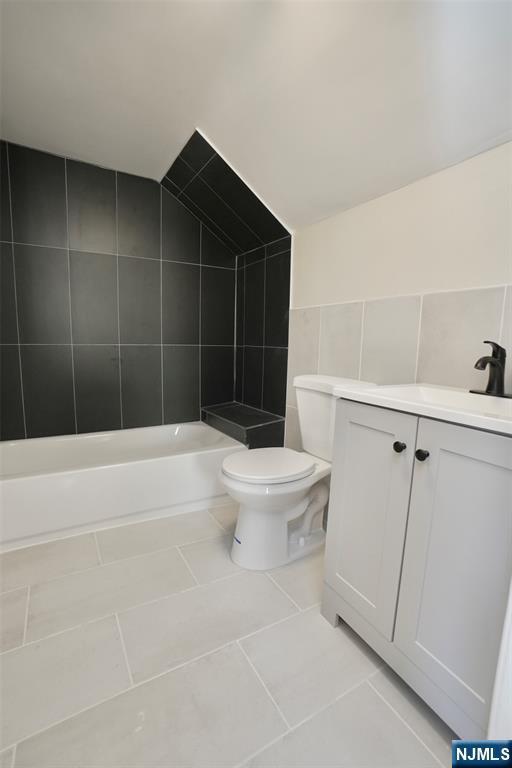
[333,382,512,435]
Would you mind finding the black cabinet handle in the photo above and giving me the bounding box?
[415,449,430,462]
[393,441,407,453]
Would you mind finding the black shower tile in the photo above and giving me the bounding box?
[243,346,263,409]
[201,410,245,443]
[14,244,71,344]
[185,177,259,253]
[204,402,282,428]
[266,236,291,257]
[162,189,200,263]
[70,251,118,344]
[247,420,285,449]
[201,226,236,268]
[236,267,245,347]
[179,192,238,252]
[161,176,181,196]
[1,141,12,241]
[162,261,199,344]
[21,345,75,438]
[235,346,244,401]
[265,249,290,347]
[262,347,288,416]
[118,256,160,344]
[201,266,235,345]
[180,132,216,172]
[165,157,195,192]
[120,345,162,428]
[117,173,160,260]
[1,243,18,344]
[74,345,121,433]
[201,155,288,243]
[242,246,265,267]
[163,345,199,423]
[244,260,264,346]
[0,345,25,440]
[201,346,234,406]
[9,145,66,247]
[67,160,116,254]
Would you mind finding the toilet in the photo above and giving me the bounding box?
[221,375,373,570]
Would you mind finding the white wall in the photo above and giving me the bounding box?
[292,142,512,309]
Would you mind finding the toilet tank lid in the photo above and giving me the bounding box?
[293,374,375,395]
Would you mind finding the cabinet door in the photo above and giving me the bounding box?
[325,400,418,640]
[395,419,512,729]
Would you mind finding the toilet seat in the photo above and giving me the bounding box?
[222,447,316,485]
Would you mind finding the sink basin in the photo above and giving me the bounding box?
[333,382,512,435]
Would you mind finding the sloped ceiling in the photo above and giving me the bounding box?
[1,1,511,230]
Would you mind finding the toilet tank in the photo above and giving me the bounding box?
[294,375,373,461]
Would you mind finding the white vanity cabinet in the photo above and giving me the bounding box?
[323,398,512,739]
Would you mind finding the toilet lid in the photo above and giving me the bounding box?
[222,448,316,485]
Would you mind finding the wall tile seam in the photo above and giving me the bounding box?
[63,157,78,435]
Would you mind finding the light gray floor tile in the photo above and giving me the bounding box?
[96,509,222,564]
[26,547,195,642]
[247,681,438,767]
[210,503,239,534]
[179,535,241,583]
[0,616,129,749]
[270,549,324,609]
[370,667,455,765]
[241,607,380,726]
[15,644,287,768]
[0,535,99,593]
[119,572,298,682]
[0,587,27,652]
[0,749,13,768]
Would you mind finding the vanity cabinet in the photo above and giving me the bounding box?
[323,399,512,739]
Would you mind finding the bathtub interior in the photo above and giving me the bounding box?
[0,422,242,479]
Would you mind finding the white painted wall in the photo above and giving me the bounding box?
[292,142,512,309]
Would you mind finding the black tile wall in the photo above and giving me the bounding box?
[70,251,118,344]
[117,173,160,260]
[9,144,67,247]
[21,345,75,438]
[67,160,116,254]
[74,345,121,433]
[1,135,289,446]
[163,345,199,423]
[201,266,235,345]
[120,345,162,428]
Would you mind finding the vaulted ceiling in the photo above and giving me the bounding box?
[1,1,511,230]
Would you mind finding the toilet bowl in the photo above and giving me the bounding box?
[220,375,375,571]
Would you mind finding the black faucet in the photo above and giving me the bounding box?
[470,341,511,398]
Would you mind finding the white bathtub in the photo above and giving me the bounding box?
[0,422,245,550]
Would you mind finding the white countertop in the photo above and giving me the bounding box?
[333,383,512,436]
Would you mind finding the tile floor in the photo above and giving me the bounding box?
[0,503,455,767]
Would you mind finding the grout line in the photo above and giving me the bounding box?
[63,159,78,434]
[206,508,232,535]
[414,294,424,383]
[115,613,134,687]
[199,224,202,415]
[177,152,216,197]
[265,572,302,612]
[498,285,507,344]
[92,532,103,565]
[115,172,123,429]
[5,144,27,438]
[175,545,200,586]
[260,246,267,409]
[21,585,30,645]
[160,186,164,425]
[367,679,446,768]
[179,190,242,253]
[358,301,366,380]
[10,743,16,768]
[237,640,292,729]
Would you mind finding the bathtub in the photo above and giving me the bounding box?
[0,422,245,550]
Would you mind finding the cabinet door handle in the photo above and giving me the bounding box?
[415,449,430,462]
[393,441,407,453]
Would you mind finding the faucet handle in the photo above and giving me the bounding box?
[483,341,506,361]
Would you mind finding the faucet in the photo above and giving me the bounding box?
[470,341,510,397]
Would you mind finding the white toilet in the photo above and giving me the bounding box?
[221,375,372,570]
